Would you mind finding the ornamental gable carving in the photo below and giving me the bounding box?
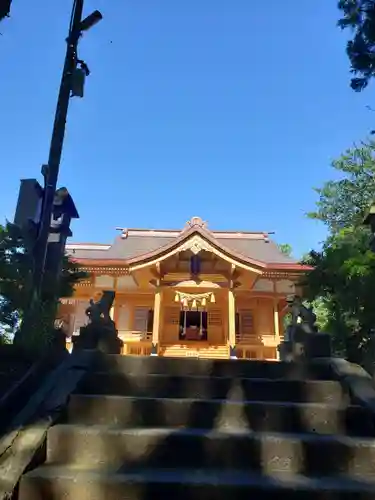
[180,235,213,255]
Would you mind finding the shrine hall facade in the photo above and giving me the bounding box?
[60,217,311,360]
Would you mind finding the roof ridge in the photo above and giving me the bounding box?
[66,242,110,247]
[122,227,273,234]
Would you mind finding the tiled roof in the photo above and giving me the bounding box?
[216,238,295,264]
[107,235,177,260]
[66,231,296,265]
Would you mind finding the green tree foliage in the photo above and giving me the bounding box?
[303,228,375,367]
[0,222,31,331]
[0,221,86,344]
[275,244,328,332]
[338,0,375,91]
[304,140,375,369]
[308,140,375,231]
[278,243,293,257]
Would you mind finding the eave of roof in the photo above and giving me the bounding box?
[70,225,312,272]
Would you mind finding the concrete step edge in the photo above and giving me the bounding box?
[69,393,354,408]
[49,423,375,446]
[82,372,339,384]
[22,466,375,491]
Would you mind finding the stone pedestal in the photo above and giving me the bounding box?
[72,319,123,355]
[278,341,294,362]
[278,332,332,362]
[304,332,331,359]
[278,340,304,361]
[50,327,69,353]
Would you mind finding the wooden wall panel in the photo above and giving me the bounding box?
[162,306,180,343]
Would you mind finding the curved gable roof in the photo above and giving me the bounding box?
[125,226,310,271]
[68,222,311,272]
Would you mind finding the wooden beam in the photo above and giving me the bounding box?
[273,298,280,360]
[152,290,162,349]
[149,264,165,280]
[228,289,236,351]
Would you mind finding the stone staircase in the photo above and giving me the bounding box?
[18,355,375,499]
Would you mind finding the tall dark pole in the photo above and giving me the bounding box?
[18,0,102,342]
[32,0,84,300]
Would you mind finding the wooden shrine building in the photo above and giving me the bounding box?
[60,217,311,360]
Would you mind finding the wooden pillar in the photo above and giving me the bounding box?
[228,289,237,359]
[151,290,162,356]
[273,298,280,360]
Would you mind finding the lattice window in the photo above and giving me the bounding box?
[117,304,130,330]
[237,310,254,337]
[236,309,255,343]
[147,310,154,332]
[164,307,180,325]
[208,309,222,326]
[133,307,150,332]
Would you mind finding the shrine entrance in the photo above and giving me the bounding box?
[179,310,208,341]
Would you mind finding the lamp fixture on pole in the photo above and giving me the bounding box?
[0,0,11,22]
[19,0,102,341]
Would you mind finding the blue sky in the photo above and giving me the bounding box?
[0,0,374,258]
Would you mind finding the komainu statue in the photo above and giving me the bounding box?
[278,295,330,361]
[85,291,115,324]
[72,291,123,354]
[289,295,318,337]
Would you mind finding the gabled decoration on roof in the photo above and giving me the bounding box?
[115,227,129,239]
[185,216,208,230]
[180,234,212,255]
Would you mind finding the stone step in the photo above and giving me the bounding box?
[74,373,346,404]
[67,394,374,437]
[90,354,335,380]
[46,424,375,478]
[19,466,375,500]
